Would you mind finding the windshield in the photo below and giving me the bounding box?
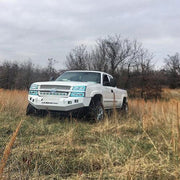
[56,72,101,83]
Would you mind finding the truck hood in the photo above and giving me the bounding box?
[33,81,98,87]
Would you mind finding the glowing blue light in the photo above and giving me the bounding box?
[72,86,86,91]
[29,90,38,95]
[70,92,85,97]
[30,84,39,90]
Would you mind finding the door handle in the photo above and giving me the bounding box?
[111,89,113,93]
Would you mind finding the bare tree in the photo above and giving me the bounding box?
[127,48,157,98]
[91,35,145,78]
[164,53,180,88]
[106,36,131,75]
[46,58,58,80]
[15,61,35,89]
[122,40,143,88]
[0,61,19,89]
[165,53,180,73]
[95,35,133,76]
[65,45,91,70]
[91,40,109,72]
[137,49,154,98]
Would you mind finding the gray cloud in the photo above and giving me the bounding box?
[0,0,179,68]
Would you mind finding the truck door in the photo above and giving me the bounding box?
[102,74,114,108]
[108,76,121,108]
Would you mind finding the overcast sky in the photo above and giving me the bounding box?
[0,0,179,69]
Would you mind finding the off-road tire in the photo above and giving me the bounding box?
[89,100,104,122]
[26,103,36,115]
[26,103,47,116]
[121,100,128,113]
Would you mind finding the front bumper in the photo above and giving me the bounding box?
[28,95,91,111]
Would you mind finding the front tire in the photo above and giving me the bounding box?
[26,103,36,115]
[89,100,104,122]
[26,103,47,116]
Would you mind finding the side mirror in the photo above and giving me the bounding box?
[110,78,117,87]
[49,76,55,81]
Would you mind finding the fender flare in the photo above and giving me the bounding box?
[89,90,103,98]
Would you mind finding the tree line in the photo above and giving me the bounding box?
[0,35,179,99]
[0,59,60,90]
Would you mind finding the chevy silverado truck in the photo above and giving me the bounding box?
[26,70,128,121]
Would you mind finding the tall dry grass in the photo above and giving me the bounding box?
[0,88,180,179]
[162,88,180,100]
[0,89,27,179]
[0,89,27,115]
[130,98,180,153]
[0,119,23,179]
[129,98,179,129]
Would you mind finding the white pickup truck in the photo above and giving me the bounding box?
[26,70,128,121]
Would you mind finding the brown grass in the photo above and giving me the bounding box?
[0,88,180,179]
[129,98,179,129]
[0,119,23,179]
[0,89,27,115]
[0,89,27,179]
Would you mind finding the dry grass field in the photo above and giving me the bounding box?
[0,89,180,179]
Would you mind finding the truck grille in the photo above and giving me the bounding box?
[39,85,71,99]
[39,91,68,96]
[40,85,71,90]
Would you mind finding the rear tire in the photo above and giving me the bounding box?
[121,100,128,113]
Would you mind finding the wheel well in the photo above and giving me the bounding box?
[123,97,127,104]
[90,94,103,104]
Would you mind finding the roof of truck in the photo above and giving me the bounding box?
[66,70,102,73]
[65,70,112,77]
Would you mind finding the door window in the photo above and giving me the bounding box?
[103,74,110,86]
[108,76,116,87]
